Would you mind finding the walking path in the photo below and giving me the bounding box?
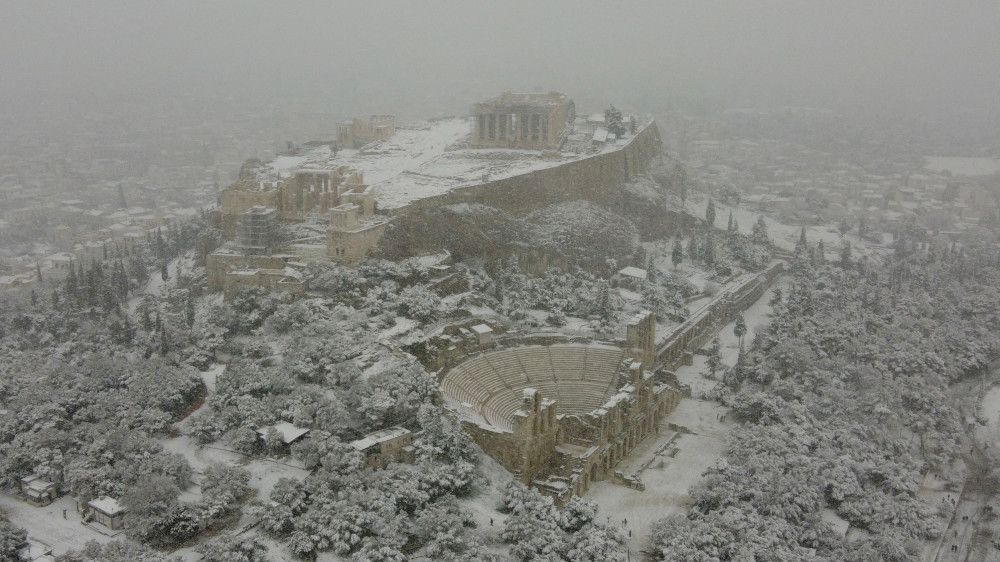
[588,275,783,557]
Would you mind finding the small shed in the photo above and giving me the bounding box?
[614,266,647,290]
[88,497,126,530]
[470,324,493,346]
[256,422,310,446]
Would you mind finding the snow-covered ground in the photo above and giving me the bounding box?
[378,316,417,341]
[260,117,653,210]
[588,276,781,553]
[0,493,115,558]
[457,453,514,556]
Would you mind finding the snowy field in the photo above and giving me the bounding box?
[0,493,115,558]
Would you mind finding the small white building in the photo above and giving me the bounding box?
[350,427,415,469]
[88,496,126,530]
[614,266,647,290]
[470,324,493,346]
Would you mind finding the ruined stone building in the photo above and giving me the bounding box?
[210,157,387,297]
[337,115,396,148]
[438,311,682,505]
[219,165,371,238]
[350,427,416,470]
[470,91,575,150]
[205,95,660,300]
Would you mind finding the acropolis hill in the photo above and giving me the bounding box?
[208,92,663,296]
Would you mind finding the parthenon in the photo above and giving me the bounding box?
[470,91,575,150]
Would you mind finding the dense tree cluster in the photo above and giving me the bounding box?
[0,516,28,562]
[58,539,181,562]
[500,482,627,561]
[651,240,1000,560]
[0,352,202,501]
[248,403,483,559]
[682,214,772,277]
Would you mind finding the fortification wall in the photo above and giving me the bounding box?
[372,123,666,266]
[389,121,662,218]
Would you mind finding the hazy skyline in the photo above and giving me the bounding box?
[2,1,999,121]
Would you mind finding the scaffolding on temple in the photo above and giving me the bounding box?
[235,205,277,255]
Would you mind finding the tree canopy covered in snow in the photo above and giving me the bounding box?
[651,239,1000,560]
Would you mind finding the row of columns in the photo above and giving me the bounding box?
[477,112,548,144]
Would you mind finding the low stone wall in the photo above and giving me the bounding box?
[657,261,785,368]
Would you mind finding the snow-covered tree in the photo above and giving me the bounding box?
[752,215,770,247]
[604,105,626,137]
[559,497,598,533]
[60,540,181,562]
[840,240,853,269]
[705,337,723,379]
[733,314,747,349]
[501,482,565,561]
[0,517,27,562]
[564,523,627,562]
[120,475,197,546]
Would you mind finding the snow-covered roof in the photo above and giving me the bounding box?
[471,324,492,335]
[256,422,310,444]
[349,426,411,451]
[89,496,125,515]
[617,266,647,280]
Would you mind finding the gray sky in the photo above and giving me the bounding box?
[2,0,999,119]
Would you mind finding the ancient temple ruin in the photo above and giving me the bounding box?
[470,91,575,150]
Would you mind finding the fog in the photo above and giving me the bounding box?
[2,0,999,121]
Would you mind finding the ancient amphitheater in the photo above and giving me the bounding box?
[440,343,626,432]
[437,313,683,504]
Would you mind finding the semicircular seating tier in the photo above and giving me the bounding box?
[439,344,626,432]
